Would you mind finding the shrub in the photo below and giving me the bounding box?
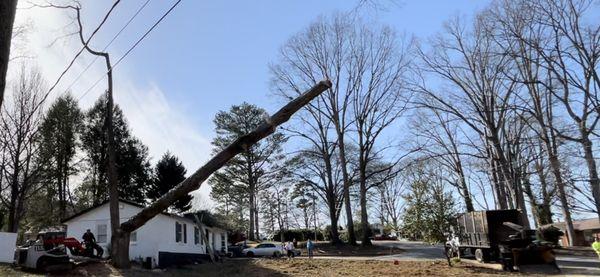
[537,225,564,246]
[272,229,324,242]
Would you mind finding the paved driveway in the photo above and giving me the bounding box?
[371,241,600,275]
[371,240,444,261]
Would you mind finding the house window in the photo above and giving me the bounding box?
[221,233,226,250]
[183,223,187,244]
[130,231,137,243]
[175,222,182,242]
[194,227,200,245]
[97,224,107,243]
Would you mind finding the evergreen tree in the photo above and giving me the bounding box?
[208,102,286,240]
[37,94,83,221]
[147,152,192,213]
[80,95,151,205]
[402,165,457,243]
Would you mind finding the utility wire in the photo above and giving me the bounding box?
[78,0,183,101]
[63,0,151,96]
[44,1,121,99]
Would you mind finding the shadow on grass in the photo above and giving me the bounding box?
[311,242,404,257]
[46,259,288,277]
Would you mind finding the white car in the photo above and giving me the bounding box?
[242,242,283,257]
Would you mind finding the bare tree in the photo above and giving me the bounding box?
[415,16,531,227]
[530,0,600,221]
[270,15,361,244]
[349,27,413,245]
[376,169,405,232]
[271,14,411,245]
[0,64,46,232]
[412,109,475,212]
[487,0,577,242]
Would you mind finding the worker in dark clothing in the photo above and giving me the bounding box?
[83,229,96,244]
[82,229,103,258]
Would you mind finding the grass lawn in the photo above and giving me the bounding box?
[182,259,520,277]
[0,259,527,277]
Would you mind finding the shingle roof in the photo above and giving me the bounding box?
[60,199,187,223]
[543,218,600,231]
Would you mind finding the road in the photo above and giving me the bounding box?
[310,241,600,275]
[372,240,444,261]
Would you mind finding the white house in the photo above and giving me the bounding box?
[61,200,227,268]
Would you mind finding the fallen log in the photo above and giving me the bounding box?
[111,80,332,268]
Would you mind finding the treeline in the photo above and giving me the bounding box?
[409,0,600,245]
[209,0,600,246]
[0,64,191,233]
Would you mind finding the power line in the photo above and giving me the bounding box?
[113,0,183,69]
[63,0,151,96]
[44,1,121,100]
[78,0,183,101]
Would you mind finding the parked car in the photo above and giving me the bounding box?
[242,242,283,257]
[228,242,250,257]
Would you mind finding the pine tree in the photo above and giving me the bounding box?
[80,95,152,205]
[37,94,83,221]
[208,102,286,240]
[147,152,192,213]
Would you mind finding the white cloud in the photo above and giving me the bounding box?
[10,2,215,209]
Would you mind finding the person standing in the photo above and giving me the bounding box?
[593,236,600,260]
[307,239,314,259]
[286,241,295,259]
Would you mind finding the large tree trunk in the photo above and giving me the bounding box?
[254,204,259,239]
[7,148,21,233]
[111,80,331,268]
[111,230,130,267]
[323,149,341,245]
[248,189,255,241]
[359,169,371,246]
[582,136,600,221]
[327,194,341,245]
[337,137,356,245]
[456,163,474,212]
[549,155,575,245]
[0,0,18,109]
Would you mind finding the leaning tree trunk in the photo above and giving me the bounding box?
[111,80,331,268]
[0,0,18,109]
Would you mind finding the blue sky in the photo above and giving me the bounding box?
[13,0,490,208]
[84,0,490,135]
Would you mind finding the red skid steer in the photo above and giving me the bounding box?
[14,231,103,272]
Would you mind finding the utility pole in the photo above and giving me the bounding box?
[72,3,121,266]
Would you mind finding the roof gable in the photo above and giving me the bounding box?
[61,199,191,224]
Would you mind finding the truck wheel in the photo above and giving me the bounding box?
[36,257,49,272]
[475,249,486,263]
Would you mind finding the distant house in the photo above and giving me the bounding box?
[61,200,227,268]
[544,218,600,247]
